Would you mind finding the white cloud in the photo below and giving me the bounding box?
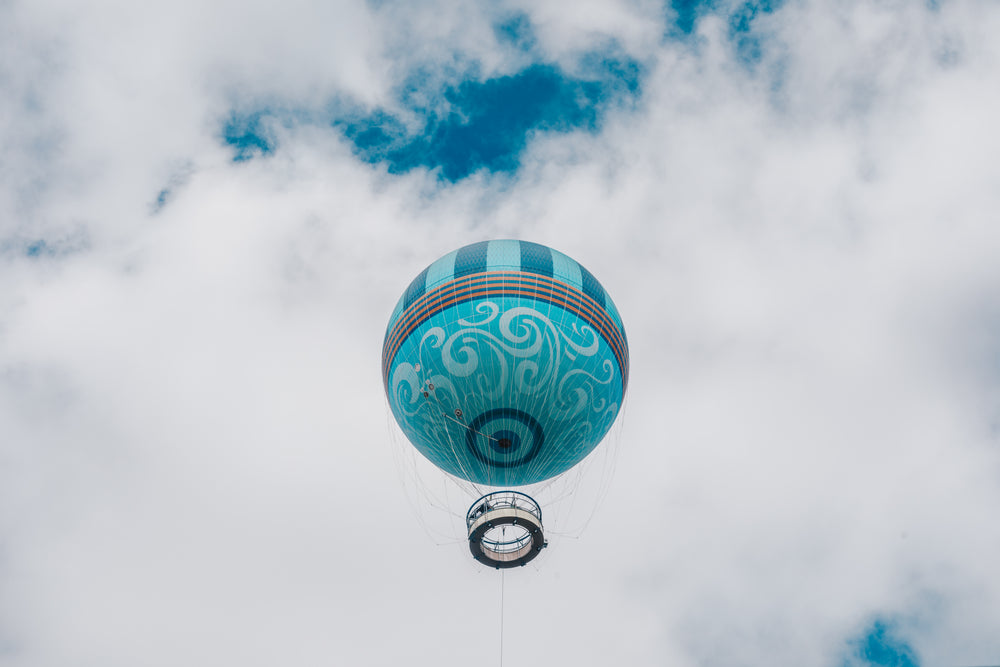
[2,0,1000,665]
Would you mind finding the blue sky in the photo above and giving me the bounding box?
[844,620,919,667]
[2,0,1000,665]
[223,48,641,181]
[335,57,640,181]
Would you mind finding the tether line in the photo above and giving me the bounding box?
[499,568,505,667]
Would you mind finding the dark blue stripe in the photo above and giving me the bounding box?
[403,266,429,309]
[578,265,606,308]
[453,241,489,278]
[519,241,553,277]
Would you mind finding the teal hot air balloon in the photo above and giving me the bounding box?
[382,240,628,567]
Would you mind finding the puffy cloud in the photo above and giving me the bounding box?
[2,1,1000,665]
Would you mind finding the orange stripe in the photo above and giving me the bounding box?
[382,274,628,390]
[383,277,626,376]
[384,271,626,366]
[383,275,627,376]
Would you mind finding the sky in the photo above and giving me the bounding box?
[1,0,999,665]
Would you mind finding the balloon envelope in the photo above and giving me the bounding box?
[383,240,628,487]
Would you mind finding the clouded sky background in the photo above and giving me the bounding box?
[2,0,1000,665]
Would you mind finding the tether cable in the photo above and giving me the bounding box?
[499,568,505,667]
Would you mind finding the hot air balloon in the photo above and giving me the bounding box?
[382,240,628,568]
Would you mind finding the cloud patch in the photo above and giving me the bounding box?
[665,0,783,67]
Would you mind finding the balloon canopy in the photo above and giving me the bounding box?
[382,240,628,487]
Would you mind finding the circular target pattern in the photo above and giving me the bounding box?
[466,408,544,469]
[490,430,520,453]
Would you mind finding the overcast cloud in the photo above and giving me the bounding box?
[2,0,1000,665]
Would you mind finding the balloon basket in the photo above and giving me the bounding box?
[466,491,547,569]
